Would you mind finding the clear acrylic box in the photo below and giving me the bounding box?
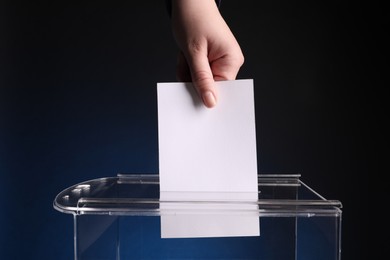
[53,174,342,260]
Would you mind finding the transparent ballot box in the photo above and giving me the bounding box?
[53,174,342,260]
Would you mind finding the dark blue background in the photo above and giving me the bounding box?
[0,1,383,259]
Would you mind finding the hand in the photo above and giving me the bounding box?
[171,0,244,108]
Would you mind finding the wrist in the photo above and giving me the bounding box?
[166,0,221,17]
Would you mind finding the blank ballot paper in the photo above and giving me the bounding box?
[157,79,259,238]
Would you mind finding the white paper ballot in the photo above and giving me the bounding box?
[159,191,260,238]
[157,79,259,238]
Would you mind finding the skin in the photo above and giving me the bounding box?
[171,0,244,108]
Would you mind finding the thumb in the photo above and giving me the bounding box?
[187,53,217,108]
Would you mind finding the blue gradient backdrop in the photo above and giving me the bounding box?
[1,1,382,259]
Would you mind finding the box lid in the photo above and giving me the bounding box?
[53,174,342,217]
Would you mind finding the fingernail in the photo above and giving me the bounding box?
[202,91,217,108]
